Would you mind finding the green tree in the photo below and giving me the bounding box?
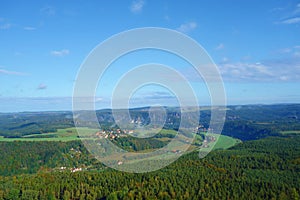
[63,190,71,200]
[21,190,39,200]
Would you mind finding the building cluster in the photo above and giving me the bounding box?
[195,124,214,133]
[202,135,217,148]
[95,129,133,140]
[70,167,82,173]
[59,166,83,173]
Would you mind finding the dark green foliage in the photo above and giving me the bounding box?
[0,135,299,199]
[112,136,167,151]
[222,120,279,140]
[0,141,104,176]
[221,104,300,140]
[0,112,74,137]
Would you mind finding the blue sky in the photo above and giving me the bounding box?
[0,0,300,112]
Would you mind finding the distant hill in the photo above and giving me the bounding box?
[0,104,299,141]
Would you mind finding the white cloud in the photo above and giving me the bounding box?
[280,17,300,24]
[274,3,300,25]
[277,46,300,57]
[222,57,229,62]
[130,0,145,14]
[37,83,47,90]
[294,51,300,57]
[0,68,28,76]
[95,97,103,102]
[0,23,12,30]
[219,58,300,82]
[219,62,273,81]
[51,49,70,57]
[278,48,292,54]
[294,4,300,14]
[279,76,288,81]
[158,55,300,83]
[177,21,197,33]
[216,43,225,50]
[24,26,36,31]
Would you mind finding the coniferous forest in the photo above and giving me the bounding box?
[0,105,299,200]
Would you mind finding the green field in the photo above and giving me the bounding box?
[156,131,240,152]
[280,130,300,135]
[213,134,241,149]
[198,133,241,153]
[0,127,98,142]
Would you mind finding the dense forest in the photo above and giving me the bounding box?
[0,104,299,199]
[0,112,74,137]
[0,135,299,199]
[0,141,104,176]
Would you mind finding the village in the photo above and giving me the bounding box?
[94,128,134,140]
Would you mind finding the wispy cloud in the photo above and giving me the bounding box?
[156,54,300,83]
[50,49,70,57]
[275,3,300,25]
[72,96,106,103]
[0,23,12,30]
[280,17,300,24]
[135,91,175,100]
[177,21,197,33]
[129,91,177,107]
[278,48,292,54]
[219,58,300,82]
[294,3,300,14]
[276,46,300,57]
[294,51,300,57]
[37,83,47,90]
[0,68,28,76]
[130,0,145,14]
[219,62,273,81]
[216,43,225,50]
[222,57,229,62]
[24,26,36,31]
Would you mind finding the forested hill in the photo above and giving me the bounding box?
[222,104,300,140]
[0,135,299,199]
[0,104,300,140]
[0,112,74,137]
